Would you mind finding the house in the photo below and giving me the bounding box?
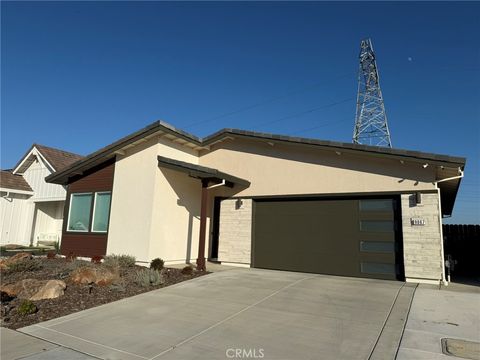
[46,121,465,284]
[0,144,83,246]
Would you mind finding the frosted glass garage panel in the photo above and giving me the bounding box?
[92,192,112,232]
[360,220,394,232]
[68,194,92,231]
[361,262,396,275]
[359,199,393,211]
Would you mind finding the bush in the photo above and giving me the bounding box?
[7,259,42,273]
[17,300,37,315]
[66,259,93,272]
[103,254,136,269]
[47,251,56,259]
[134,268,164,287]
[181,265,194,275]
[150,258,164,271]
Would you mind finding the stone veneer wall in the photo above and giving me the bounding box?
[217,198,252,265]
[401,192,443,282]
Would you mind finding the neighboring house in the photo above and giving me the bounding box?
[0,144,83,246]
[46,121,466,285]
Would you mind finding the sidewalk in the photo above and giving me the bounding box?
[397,283,480,359]
[0,327,97,360]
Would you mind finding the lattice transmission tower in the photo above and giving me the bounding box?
[353,38,392,147]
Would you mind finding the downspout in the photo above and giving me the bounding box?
[434,169,464,286]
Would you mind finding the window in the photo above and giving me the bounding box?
[92,192,112,232]
[67,193,93,232]
[360,220,394,232]
[67,191,112,233]
[361,262,396,275]
[359,199,393,212]
[360,241,395,253]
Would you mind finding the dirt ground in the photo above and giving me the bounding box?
[0,257,207,329]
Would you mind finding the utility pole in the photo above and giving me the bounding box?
[353,38,392,147]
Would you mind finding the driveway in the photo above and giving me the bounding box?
[19,268,414,360]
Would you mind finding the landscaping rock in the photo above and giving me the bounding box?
[0,252,33,270]
[70,266,120,286]
[0,279,66,300]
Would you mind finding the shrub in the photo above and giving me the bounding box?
[91,255,103,264]
[7,259,42,273]
[47,251,56,259]
[134,268,164,287]
[66,252,77,261]
[181,265,194,275]
[103,254,136,269]
[17,300,37,315]
[150,258,164,271]
[66,259,93,272]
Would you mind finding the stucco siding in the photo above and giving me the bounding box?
[200,138,437,197]
[217,198,252,264]
[108,136,203,263]
[401,193,443,282]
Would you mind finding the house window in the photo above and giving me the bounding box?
[92,192,112,232]
[67,191,112,233]
[67,193,93,232]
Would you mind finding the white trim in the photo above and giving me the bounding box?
[91,191,111,233]
[0,187,34,196]
[66,192,93,233]
[13,147,55,175]
[33,197,65,203]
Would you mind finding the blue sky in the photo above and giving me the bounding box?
[1,1,479,223]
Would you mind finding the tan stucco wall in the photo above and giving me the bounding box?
[200,138,437,196]
[401,192,443,283]
[108,136,207,264]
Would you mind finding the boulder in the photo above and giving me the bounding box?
[70,266,119,286]
[0,252,32,270]
[0,279,66,300]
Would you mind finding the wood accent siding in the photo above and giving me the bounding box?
[61,159,115,257]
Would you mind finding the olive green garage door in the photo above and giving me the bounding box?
[252,197,404,280]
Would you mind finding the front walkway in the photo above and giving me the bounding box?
[17,269,410,360]
[397,283,480,359]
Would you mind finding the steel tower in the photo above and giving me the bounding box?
[353,38,392,147]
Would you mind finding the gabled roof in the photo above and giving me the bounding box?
[45,120,466,215]
[13,144,84,174]
[0,170,33,193]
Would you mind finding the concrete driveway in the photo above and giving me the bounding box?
[20,268,414,360]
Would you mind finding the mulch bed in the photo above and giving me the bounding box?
[0,257,208,330]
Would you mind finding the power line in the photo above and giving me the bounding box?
[183,72,354,129]
[292,118,351,135]
[253,97,355,130]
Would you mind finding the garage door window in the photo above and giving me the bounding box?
[360,241,394,253]
[360,220,394,232]
[361,262,396,275]
[359,199,393,211]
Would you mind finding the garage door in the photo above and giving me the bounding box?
[252,198,402,280]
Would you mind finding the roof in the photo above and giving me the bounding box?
[0,170,33,193]
[45,120,466,215]
[157,156,250,187]
[14,144,84,174]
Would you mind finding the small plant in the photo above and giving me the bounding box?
[91,255,103,264]
[150,258,164,271]
[134,268,164,287]
[103,254,136,268]
[17,300,37,315]
[7,259,42,273]
[66,252,77,261]
[54,241,60,254]
[66,259,93,272]
[109,281,126,293]
[181,265,194,275]
[47,251,56,259]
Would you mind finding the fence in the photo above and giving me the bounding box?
[443,224,480,277]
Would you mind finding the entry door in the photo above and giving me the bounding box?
[252,197,401,280]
